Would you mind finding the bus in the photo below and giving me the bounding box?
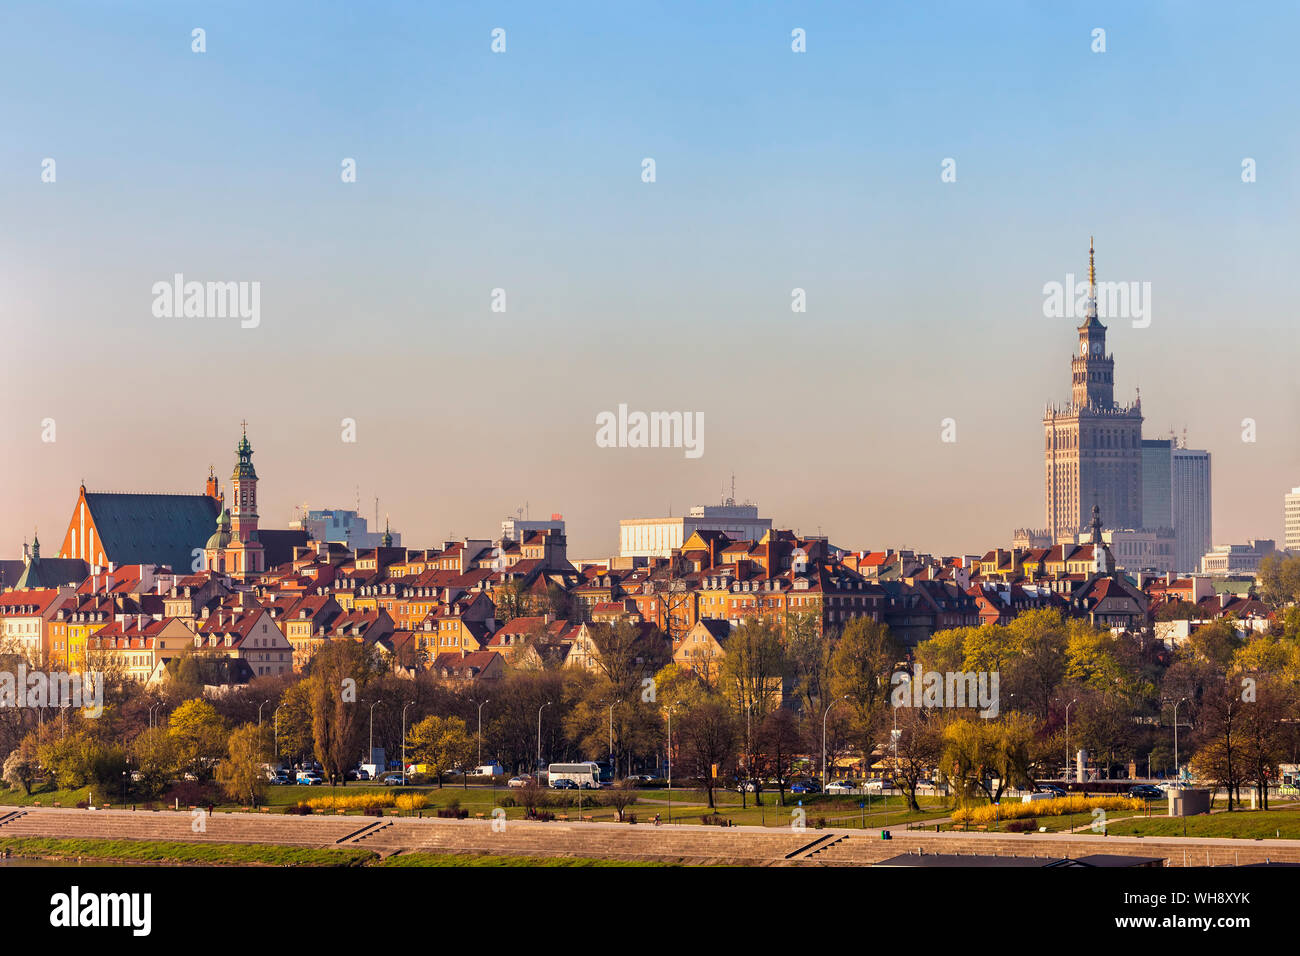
[547,762,603,789]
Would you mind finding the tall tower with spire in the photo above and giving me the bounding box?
[226,422,265,576]
[1043,240,1144,541]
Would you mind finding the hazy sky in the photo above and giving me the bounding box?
[2,1,1297,560]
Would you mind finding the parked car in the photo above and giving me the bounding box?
[296,771,325,786]
[550,778,579,790]
[267,770,293,786]
[1129,784,1164,801]
[825,780,857,795]
[863,779,886,793]
[790,780,821,794]
[344,768,370,782]
[627,774,655,784]
[507,775,533,789]
[377,772,407,786]
[1037,783,1067,797]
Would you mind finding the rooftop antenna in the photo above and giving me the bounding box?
[374,496,379,530]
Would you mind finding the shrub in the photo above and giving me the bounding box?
[1005,819,1038,832]
[394,793,428,812]
[701,813,726,826]
[951,795,1142,825]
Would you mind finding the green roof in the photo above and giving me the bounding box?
[84,492,220,572]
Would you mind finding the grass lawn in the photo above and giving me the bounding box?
[0,836,375,866]
[0,785,95,808]
[377,851,675,867]
[1105,808,1300,840]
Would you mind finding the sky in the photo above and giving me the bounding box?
[2,1,1298,560]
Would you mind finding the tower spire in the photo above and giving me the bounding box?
[1088,235,1096,289]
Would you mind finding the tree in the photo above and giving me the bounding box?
[308,640,378,783]
[1192,683,1247,810]
[755,708,804,806]
[890,707,946,812]
[828,617,900,760]
[602,778,639,822]
[676,700,737,810]
[406,715,475,787]
[274,679,314,766]
[587,621,670,693]
[2,737,39,795]
[167,699,226,781]
[783,610,831,718]
[130,725,180,799]
[721,619,788,727]
[216,723,271,806]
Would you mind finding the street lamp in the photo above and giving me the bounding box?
[476,698,490,767]
[536,701,551,778]
[258,699,270,727]
[606,700,620,778]
[665,705,677,824]
[148,701,162,729]
[273,704,284,761]
[368,700,379,766]
[402,701,415,786]
[822,696,849,790]
[1173,697,1188,782]
[1061,698,1077,781]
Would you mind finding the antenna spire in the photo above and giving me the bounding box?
[1088,236,1096,289]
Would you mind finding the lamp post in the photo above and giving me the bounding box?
[273,704,284,761]
[368,700,379,766]
[1064,698,1077,781]
[822,696,849,791]
[148,702,162,730]
[476,699,490,767]
[402,701,415,786]
[536,701,551,779]
[258,699,270,727]
[607,700,620,778]
[665,704,677,824]
[1173,697,1188,782]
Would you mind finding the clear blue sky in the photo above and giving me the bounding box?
[2,1,1297,557]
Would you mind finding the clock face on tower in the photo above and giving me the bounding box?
[1081,341,1089,356]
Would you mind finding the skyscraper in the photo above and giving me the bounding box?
[1141,439,1174,529]
[1044,240,1144,540]
[1286,488,1300,552]
[1171,447,1212,573]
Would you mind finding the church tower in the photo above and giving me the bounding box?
[1043,240,1144,541]
[227,422,265,576]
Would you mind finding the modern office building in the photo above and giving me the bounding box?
[289,508,399,549]
[1285,487,1300,552]
[619,502,773,558]
[1172,448,1212,573]
[1141,439,1174,529]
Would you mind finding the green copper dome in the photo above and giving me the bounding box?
[205,508,233,550]
[232,425,258,480]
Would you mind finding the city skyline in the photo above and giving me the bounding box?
[3,2,1298,559]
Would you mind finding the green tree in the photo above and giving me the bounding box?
[167,699,226,781]
[405,715,475,786]
[216,723,271,806]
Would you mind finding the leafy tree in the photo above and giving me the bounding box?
[167,699,226,781]
[308,639,379,782]
[405,715,475,786]
[720,619,788,727]
[755,708,804,806]
[216,723,271,806]
[130,725,180,798]
[2,737,40,795]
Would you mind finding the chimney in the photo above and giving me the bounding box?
[1220,592,1230,609]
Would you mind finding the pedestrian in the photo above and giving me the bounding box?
[207,802,213,817]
